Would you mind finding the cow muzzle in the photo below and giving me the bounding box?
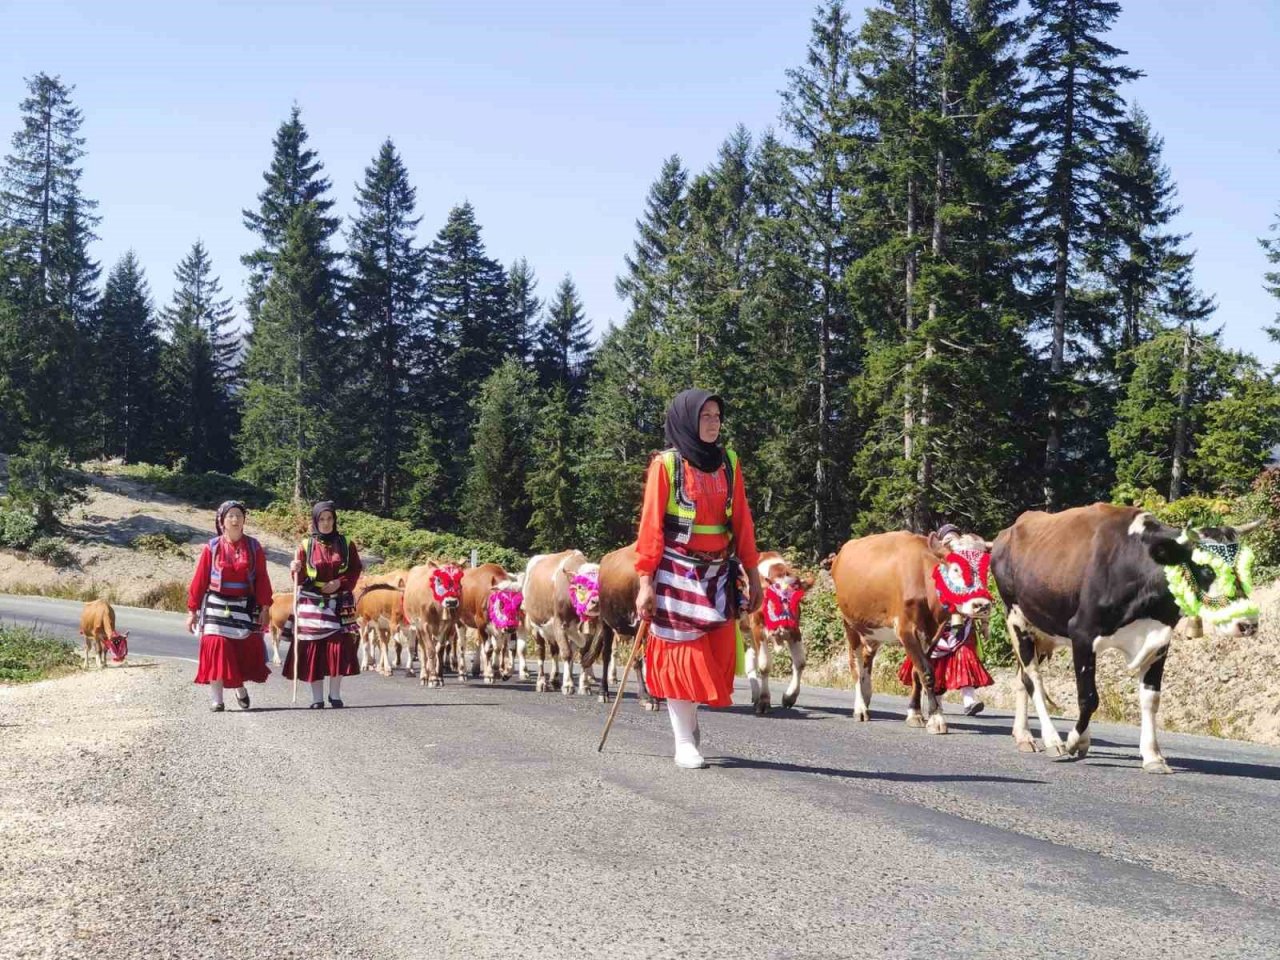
[443,597,459,611]
[961,598,993,619]
[1233,619,1259,638]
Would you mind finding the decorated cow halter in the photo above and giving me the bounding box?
[105,632,128,662]
[569,571,599,620]
[1164,538,1258,628]
[487,588,523,631]
[932,549,992,612]
[430,564,465,603]
[762,581,806,631]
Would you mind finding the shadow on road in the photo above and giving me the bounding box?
[236,702,503,714]
[712,755,1046,785]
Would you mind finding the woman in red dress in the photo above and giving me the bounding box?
[635,389,763,769]
[282,501,363,708]
[186,500,273,712]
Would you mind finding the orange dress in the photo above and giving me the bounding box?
[635,453,759,707]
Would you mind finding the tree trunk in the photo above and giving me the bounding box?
[903,6,920,485]
[1168,324,1193,501]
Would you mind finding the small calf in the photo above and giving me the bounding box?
[79,598,129,668]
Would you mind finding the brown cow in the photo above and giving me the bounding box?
[403,560,465,687]
[354,570,411,676]
[79,599,127,669]
[596,542,661,709]
[265,592,294,666]
[830,530,993,734]
[521,550,603,694]
[459,563,522,683]
[740,552,812,715]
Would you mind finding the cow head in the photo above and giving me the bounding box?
[106,631,129,662]
[487,582,524,633]
[568,567,600,621]
[929,532,994,619]
[1152,521,1260,638]
[762,575,808,635]
[430,564,464,612]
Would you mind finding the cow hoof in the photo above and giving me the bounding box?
[597,693,610,704]
[1015,737,1039,753]
[781,692,798,710]
[926,715,948,735]
[1045,741,1068,758]
[1143,758,1173,775]
[501,673,510,682]
[905,714,926,728]
[643,700,660,713]
[1066,732,1091,759]
[753,697,770,716]
[483,677,494,685]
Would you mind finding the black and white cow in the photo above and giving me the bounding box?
[992,503,1259,773]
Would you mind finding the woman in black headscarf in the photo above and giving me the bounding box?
[282,501,363,708]
[633,389,763,768]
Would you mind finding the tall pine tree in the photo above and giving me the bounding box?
[346,139,427,514]
[507,257,541,364]
[533,274,592,399]
[93,252,161,463]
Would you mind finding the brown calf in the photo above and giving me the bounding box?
[521,550,602,695]
[79,598,128,669]
[740,552,811,715]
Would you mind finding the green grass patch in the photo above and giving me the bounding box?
[3,580,116,604]
[255,501,526,571]
[99,462,273,509]
[135,580,188,612]
[131,531,188,557]
[0,624,79,682]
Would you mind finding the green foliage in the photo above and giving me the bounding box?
[0,508,39,549]
[136,580,189,612]
[113,462,271,509]
[91,251,162,462]
[256,501,525,572]
[7,441,86,531]
[0,624,79,682]
[526,385,578,552]
[29,536,77,568]
[1232,469,1280,578]
[131,531,188,556]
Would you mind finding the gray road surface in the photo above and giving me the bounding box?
[3,593,1279,959]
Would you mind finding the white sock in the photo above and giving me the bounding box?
[329,676,342,700]
[667,699,704,763]
[961,686,978,707]
[234,686,247,701]
[310,680,324,704]
[209,680,224,706]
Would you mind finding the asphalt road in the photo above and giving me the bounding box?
[4,593,1280,958]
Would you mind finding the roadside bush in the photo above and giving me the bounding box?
[28,536,77,569]
[1233,467,1280,579]
[0,507,39,549]
[137,580,189,612]
[131,531,188,556]
[0,625,79,682]
[7,441,86,531]
[111,462,272,509]
[257,501,526,571]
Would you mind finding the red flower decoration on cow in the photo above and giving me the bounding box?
[105,632,129,662]
[569,571,599,620]
[762,581,805,631]
[932,549,992,611]
[430,564,465,603]
[487,589,523,631]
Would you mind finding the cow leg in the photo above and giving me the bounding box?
[753,635,772,716]
[844,623,874,722]
[534,632,550,692]
[1065,637,1099,761]
[516,634,530,681]
[637,649,661,711]
[597,626,615,704]
[900,616,943,732]
[559,635,575,696]
[745,633,761,708]
[1008,608,1061,753]
[1012,667,1036,752]
[1139,649,1171,774]
[782,637,805,710]
[270,628,282,666]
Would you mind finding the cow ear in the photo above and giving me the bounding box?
[1145,532,1191,567]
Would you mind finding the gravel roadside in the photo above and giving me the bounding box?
[0,662,377,960]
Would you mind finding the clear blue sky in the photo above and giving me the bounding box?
[4,0,1278,362]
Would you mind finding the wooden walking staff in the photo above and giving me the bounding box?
[290,577,302,705]
[597,620,650,753]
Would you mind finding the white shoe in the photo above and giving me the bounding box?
[674,743,708,769]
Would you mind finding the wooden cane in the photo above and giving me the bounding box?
[597,619,650,753]
[290,579,301,705]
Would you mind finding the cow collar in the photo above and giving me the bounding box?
[1163,540,1258,626]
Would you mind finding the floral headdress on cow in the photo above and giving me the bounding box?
[932,548,992,612]
[1164,535,1258,628]
[762,579,806,631]
[569,570,599,620]
[488,586,523,631]
[430,563,465,602]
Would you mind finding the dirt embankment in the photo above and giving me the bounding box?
[0,471,299,605]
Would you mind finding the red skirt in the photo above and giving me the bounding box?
[194,632,271,686]
[896,642,993,693]
[645,620,736,707]
[281,631,360,682]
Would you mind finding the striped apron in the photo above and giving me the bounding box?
[284,588,357,642]
[200,591,255,640]
[651,546,734,643]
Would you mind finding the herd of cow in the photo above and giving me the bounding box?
[67,501,1260,775]
[257,503,1262,775]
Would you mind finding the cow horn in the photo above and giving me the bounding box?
[1232,520,1263,537]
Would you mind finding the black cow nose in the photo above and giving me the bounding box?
[1239,621,1258,637]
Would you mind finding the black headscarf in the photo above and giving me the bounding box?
[311,500,340,545]
[664,388,725,473]
[215,500,246,536]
